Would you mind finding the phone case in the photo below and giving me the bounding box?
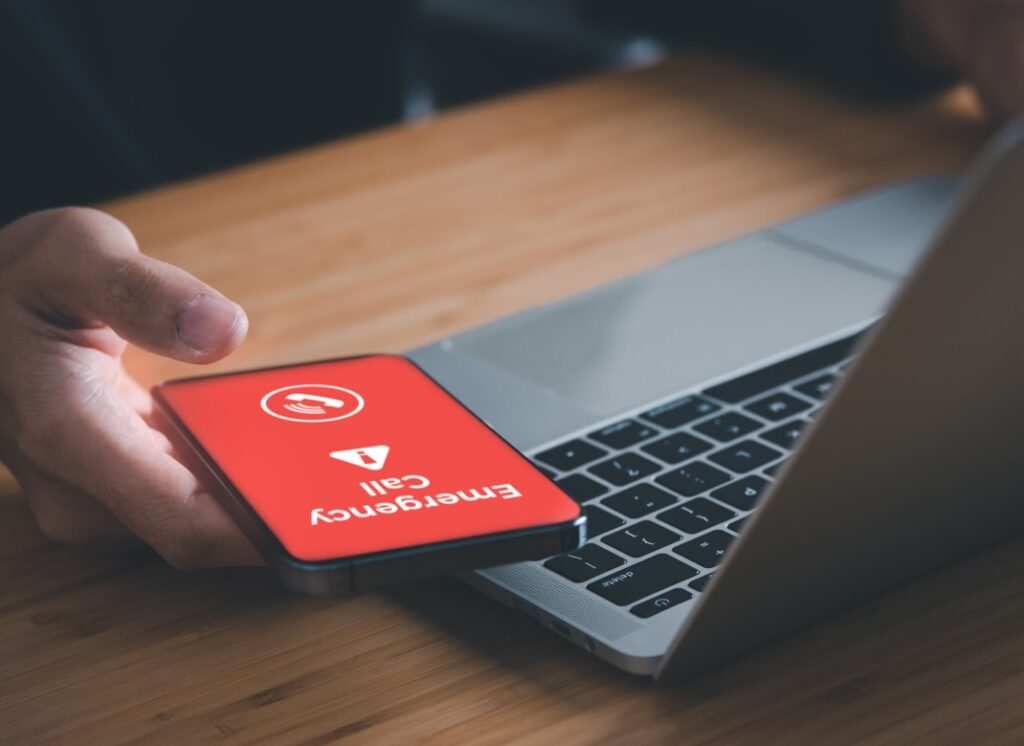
[153,354,586,595]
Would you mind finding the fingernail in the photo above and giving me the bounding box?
[177,293,246,353]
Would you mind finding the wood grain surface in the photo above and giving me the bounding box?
[4,54,1016,744]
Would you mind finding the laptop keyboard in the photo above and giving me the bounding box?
[533,331,862,620]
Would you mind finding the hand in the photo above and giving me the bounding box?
[0,207,261,569]
[900,0,1024,122]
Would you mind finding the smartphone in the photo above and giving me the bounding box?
[152,354,585,595]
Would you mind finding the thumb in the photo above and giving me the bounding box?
[23,207,248,362]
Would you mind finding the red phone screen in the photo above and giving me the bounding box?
[155,356,580,563]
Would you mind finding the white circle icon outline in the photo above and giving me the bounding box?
[260,384,365,423]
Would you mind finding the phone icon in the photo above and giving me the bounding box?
[284,393,345,415]
[261,384,365,423]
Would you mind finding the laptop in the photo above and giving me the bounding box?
[408,118,1024,683]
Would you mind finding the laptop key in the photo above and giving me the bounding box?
[589,452,661,487]
[760,419,809,449]
[603,483,677,519]
[641,431,713,465]
[535,438,606,472]
[630,588,693,618]
[745,392,812,421]
[728,517,748,533]
[693,412,762,443]
[544,543,625,582]
[555,473,608,503]
[711,475,769,511]
[656,461,731,497]
[689,573,715,592]
[641,395,720,429]
[674,530,735,568]
[709,440,782,473]
[587,554,698,606]
[584,505,626,537]
[795,373,837,401]
[658,497,736,534]
[589,419,658,450]
[603,520,680,558]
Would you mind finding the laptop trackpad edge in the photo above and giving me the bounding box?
[448,236,896,427]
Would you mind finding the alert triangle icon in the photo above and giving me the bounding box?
[329,445,390,471]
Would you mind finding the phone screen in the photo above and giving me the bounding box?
[155,355,581,563]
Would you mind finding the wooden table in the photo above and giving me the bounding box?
[3,54,1015,744]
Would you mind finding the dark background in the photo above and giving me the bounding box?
[0,0,942,224]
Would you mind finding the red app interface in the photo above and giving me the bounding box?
[156,356,580,562]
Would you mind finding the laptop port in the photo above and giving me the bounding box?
[550,619,572,638]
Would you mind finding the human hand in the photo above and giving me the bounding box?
[0,207,261,568]
[900,0,1024,121]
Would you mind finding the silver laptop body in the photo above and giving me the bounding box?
[408,120,1024,682]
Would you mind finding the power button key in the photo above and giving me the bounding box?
[629,587,693,618]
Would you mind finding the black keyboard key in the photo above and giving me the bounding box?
[584,505,625,537]
[693,411,762,443]
[761,419,809,449]
[763,461,784,477]
[709,440,782,473]
[589,419,658,449]
[745,392,812,422]
[631,588,693,618]
[641,431,713,465]
[689,573,715,592]
[703,332,863,404]
[535,438,606,472]
[674,530,735,568]
[555,474,608,503]
[656,461,730,497]
[603,520,680,558]
[711,476,768,511]
[641,396,720,429]
[603,483,677,519]
[658,497,736,534]
[728,517,748,533]
[589,452,661,487]
[795,373,837,401]
[587,554,698,605]
[544,543,625,582]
